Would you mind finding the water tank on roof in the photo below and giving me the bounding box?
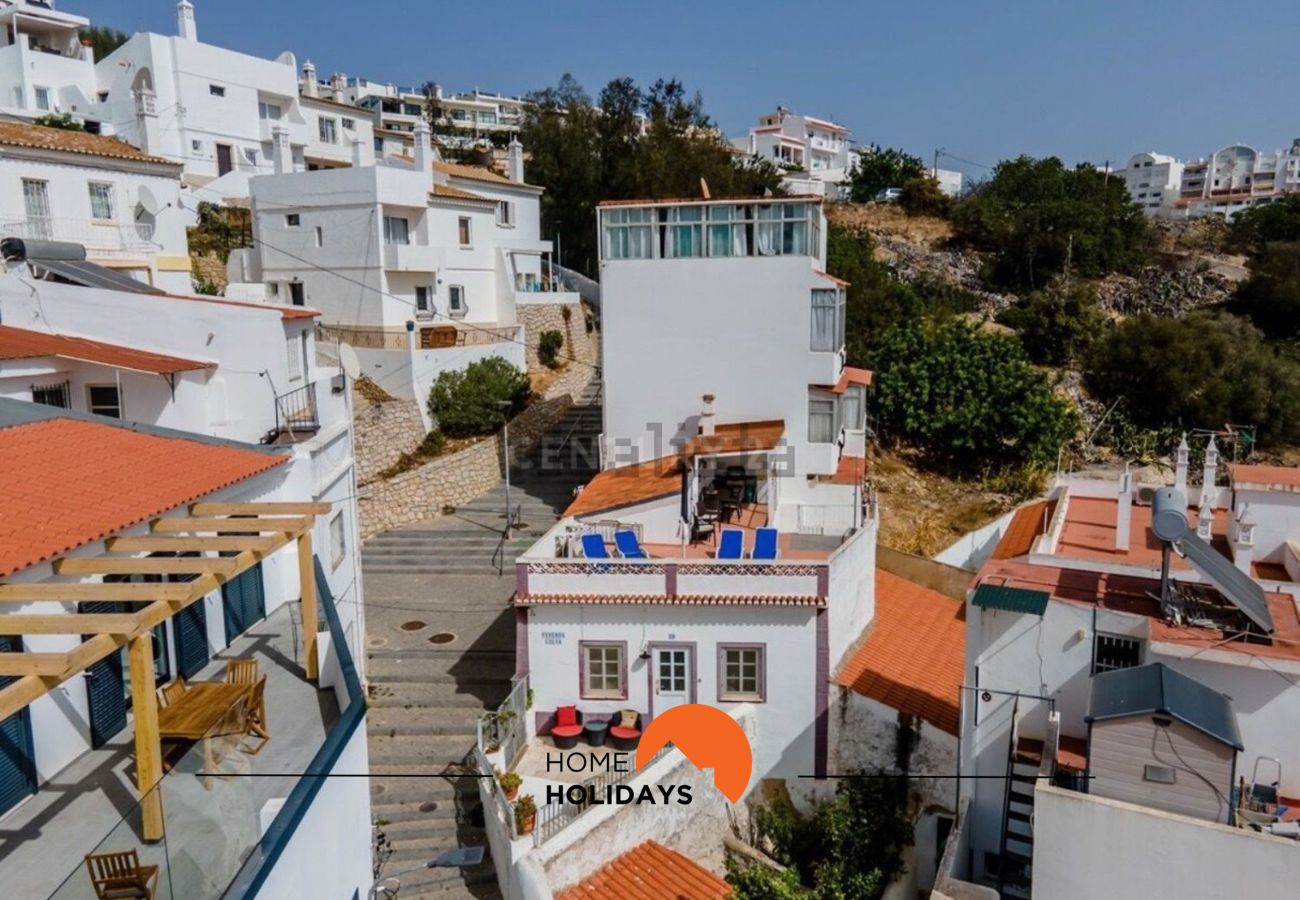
[1151,487,1190,543]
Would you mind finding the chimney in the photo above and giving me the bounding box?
[134,86,160,153]
[413,120,433,183]
[301,60,318,98]
[271,126,292,174]
[1115,463,1133,552]
[1196,490,1213,540]
[1202,436,1219,506]
[331,72,347,95]
[506,136,525,183]
[1232,508,1255,575]
[1174,433,1189,492]
[177,0,197,41]
[350,137,365,167]
[700,394,717,437]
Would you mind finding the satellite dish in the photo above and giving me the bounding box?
[137,185,162,216]
[338,342,362,381]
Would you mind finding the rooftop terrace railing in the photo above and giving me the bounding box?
[517,557,829,601]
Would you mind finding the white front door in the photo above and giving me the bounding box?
[653,646,691,714]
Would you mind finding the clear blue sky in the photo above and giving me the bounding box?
[74,0,1299,181]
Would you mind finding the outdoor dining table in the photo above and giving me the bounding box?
[157,682,252,741]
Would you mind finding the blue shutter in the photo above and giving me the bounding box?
[222,564,266,645]
[175,599,210,679]
[80,602,127,748]
[0,635,37,815]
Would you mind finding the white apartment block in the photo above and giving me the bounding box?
[1122,139,1300,219]
[1119,151,1185,215]
[0,0,98,123]
[739,108,857,198]
[333,76,526,142]
[0,121,194,291]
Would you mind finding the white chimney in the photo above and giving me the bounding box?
[1232,509,1255,575]
[1174,433,1189,492]
[271,126,292,174]
[700,394,717,437]
[506,136,525,183]
[331,72,347,95]
[413,120,433,183]
[1197,490,1213,540]
[1115,463,1133,552]
[1202,436,1219,506]
[301,60,318,98]
[177,0,197,41]
[350,137,365,167]
[134,86,160,153]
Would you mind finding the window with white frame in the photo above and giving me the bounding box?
[329,512,346,570]
[808,394,837,443]
[662,205,704,258]
[457,216,472,247]
[314,226,323,247]
[581,643,626,699]
[285,213,300,228]
[34,86,51,111]
[286,334,305,381]
[706,205,748,257]
[414,285,432,315]
[383,215,410,245]
[1093,634,1142,674]
[87,182,115,221]
[448,285,466,316]
[258,101,282,120]
[318,117,337,144]
[810,289,844,352]
[840,384,866,432]
[719,645,764,702]
[341,117,355,130]
[603,207,654,259]
[496,201,515,227]
[87,385,122,418]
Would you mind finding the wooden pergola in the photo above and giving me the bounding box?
[0,501,330,841]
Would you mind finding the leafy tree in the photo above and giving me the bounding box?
[827,224,920,365]
[537,329,564,368]
[186,201,249,261]
[427,357,531,437]
[79,26,128,61]
[32,112,84,132]
[1228,195,1300,254]
[1085,312,1300,446]
[898,174,951,218]
[873,318,1076,467]
[996,281,1104,366]
[951,155,1150,290]
[1231,242,1300,341]
[848,146,924,202]
[728,866,806,900]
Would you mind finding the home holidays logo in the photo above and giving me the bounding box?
[544,705,752,807]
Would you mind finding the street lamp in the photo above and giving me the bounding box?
[497,399,514,539]
[369,846,486,900]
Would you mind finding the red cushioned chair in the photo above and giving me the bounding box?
[609,710,642,751]
[551,705,583,750]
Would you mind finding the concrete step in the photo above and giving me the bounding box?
[367,683,506,710]
[373,795,482,826]
[368,734,479,767]
[366,651,514,682]
[369,707,483,737]
[377,814,483,842]
[369,776,481,806]
[374,860,500,897]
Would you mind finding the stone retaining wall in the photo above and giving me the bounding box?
[358,393,574,539]
[519,300,601,400]
[352,388,426,486]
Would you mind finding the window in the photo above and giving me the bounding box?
[88,182,115,221]
[32,381,70,408]
[191,139,203,153]
[457,216,472,247]
[479,111,497,125]
[34,86,51,111]
[286,334,305,382]
[288,282,305,306]
[313,226,323,247]
[341,117,355,130]
[719,645,764,702]
[22,179,50,239]
[706,205,748,257]
[755,202,809,256]
[284,213,300,228]
[209,84,226,97]
[808,395,837,443]
[581,642,626,699]
[451,109,468,121]
[319,117,337,144]
[383,216,410,245]
[810,289,844,352]
[448,285,466,316]
[662,205,703,258]
[496,201,515,227]
[1093,634,1142,674]
[603,207,654,259]
[258,101,282,120]
[415,285,432,315]
[329,512,346,570]
[841,384,866,431]
[87,385,122,418]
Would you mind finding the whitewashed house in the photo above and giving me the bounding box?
[739,108,857,198]
[243,122,574,411]
[939,441,1300,898]
[1122,139,1300,219]
[0,0,99,125]
[0,120,193,292]
[1119,151,1185,216]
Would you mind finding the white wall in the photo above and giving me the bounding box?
[827,520,877,670]
[1233,487,1300,563]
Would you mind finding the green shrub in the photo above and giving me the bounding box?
[538,329,564,368]
[375,429,448,480]
[1229,195,1300,253]
[727,865,806,900]
[427,357,531,437]
[899,174,951,218]
[996,281,1104,366]
[1230,241,1300,341]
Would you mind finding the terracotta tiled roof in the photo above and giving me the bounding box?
[831,453,867,486]
[685,420,785,457]
[565,456,684,517]
[598,194,824,207]
[991,499,1056,560]
[556,841,731,900]
[813,269,850,287]
[0,418,285,577]
[814,366,873,394]
[0,325,214,375]
[516,593,823,607]
[0,122,178,167]
[429,184,495,204]
[1227,463,1300,489]
[433,160,539,190]
[835,570,965,735]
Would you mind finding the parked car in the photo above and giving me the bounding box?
[874,187,904,203]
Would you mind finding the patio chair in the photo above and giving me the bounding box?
[580,533,610,559]
[157,678,186,708]
[225,658,259,685]
[752,527,779,560]
[717,529,744,560]
[241,676,270,754]
[613,530,647,559]
[85,849,159,900]
[551,705,583,750]
[609,710,643,752]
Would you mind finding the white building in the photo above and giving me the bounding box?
[1121,139,1300,219]
[0,120,193,292]
[1119,151,1185,216]
[938,441,1300,898]
[0,0,98,125]
[244,122,574,410]
[336,76,526,141]
[739,108,857,198]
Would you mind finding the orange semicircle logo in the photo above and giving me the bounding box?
[635,704,752,803]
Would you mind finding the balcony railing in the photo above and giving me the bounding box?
[418,323,520,349]
[517,558,828,601]
[270,381,319,441]
[1,217,157,258]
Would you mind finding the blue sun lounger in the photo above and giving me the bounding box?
[751,527,779,560]
[580,533,610,559]
[717,529,744,560]
[613,529,648,559]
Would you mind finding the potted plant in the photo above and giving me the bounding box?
[514,794,537,837]
[498,770,522,802]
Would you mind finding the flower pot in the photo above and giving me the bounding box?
[516,814,535,836]
[504,785,519,802]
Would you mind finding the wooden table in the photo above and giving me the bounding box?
[157,682,251,741]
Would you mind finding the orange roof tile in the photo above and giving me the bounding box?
[0,122,178,167]
[433,160,540,190]
[814,366,873,394]
[1055,495,1227,570]
[835,570,965,735]
[813,269,850,287]
[0,418,285,577]
[557,841,731,900]
[565,456,684,518]
[685,420,785,457]
[991,499,1056,560]
[831,453,867,486]
[429,183,495,204]
[1227,463,1300,490]
[0,325,213,375]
